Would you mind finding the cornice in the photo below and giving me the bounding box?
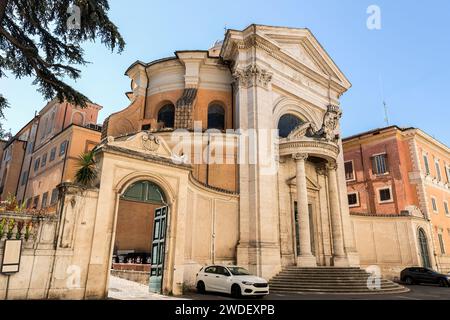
[222,32,349,95]
[279,139,340,161]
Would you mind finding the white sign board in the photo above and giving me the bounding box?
[1,240,22,274]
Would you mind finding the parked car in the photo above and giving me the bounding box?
[196,265,269,298]
[400,267,450,287]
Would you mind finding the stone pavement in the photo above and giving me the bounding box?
[108,276,188,300]
[108,276,450,300]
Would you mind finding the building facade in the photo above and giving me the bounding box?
[343,126,450,276]
[48,24,362,298]
[0,100,102,210]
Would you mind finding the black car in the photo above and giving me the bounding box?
[400,267,450,287]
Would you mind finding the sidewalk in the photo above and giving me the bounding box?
[108,276,188,300]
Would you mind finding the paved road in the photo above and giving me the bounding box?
[108,276,186,300]
[109,276,450,300]
[181,284,450,300]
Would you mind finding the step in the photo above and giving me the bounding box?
[272,276,371,281]
[270,288,408,294]
[278,270,370,274]
[268,267,407,294]
[269,283,398,289]
[269,280,394,285]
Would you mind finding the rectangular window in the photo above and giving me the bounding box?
[59,141,68,156]
[446,166,450,184]
[423,155,430,175]
[41,192,48,208]
[347,192,359,207]
[41,153,47,168]
[444,201,449,216]
[372,154,388,175]
[20,171,28,186]
[431,197,438,213]
[34,158,40,172]
[26,198,32,209]
[435,160,442,181]
[379,187,392,203]
[50,188,59,205]
[49,147,56,162]
[344,161,355,181]
[438,234,446,255]
[27,142,33,154]
[32,196,40,209]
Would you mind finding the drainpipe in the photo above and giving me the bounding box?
[206,133,210,186]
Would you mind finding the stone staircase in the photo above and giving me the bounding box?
[269,267,408,294]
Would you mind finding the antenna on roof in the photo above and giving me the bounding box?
[379,74,390,126]
[224,24,227,35]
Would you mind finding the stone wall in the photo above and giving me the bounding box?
[0,212,59,299]
[351,213,433,280]
[0,185,101,300]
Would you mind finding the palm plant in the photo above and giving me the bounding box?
[75,150,98,187]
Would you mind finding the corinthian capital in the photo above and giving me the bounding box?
[232,64,273,88]
[316,164,327,176]
[292,153,308,162]
[326,160,338,171]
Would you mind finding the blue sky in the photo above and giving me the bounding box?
[1,0,450,145]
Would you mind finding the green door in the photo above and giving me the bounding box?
[418,228,431,269]
[149,206,168,293]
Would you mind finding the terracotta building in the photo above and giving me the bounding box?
[343,126,450,275]
[0,99,102,210]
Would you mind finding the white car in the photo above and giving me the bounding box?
[196,265,269,298]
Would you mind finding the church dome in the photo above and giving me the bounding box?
[208,40,223,57]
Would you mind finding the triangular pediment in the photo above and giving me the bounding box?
[288,175,320,190]
[253,26,351,89]
[107,132,173,158]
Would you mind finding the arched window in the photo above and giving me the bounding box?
[157,104,175,128]
[278,114,304,138]
[72,112,84,126]
[121,180,166,204]
[207,104,225,130]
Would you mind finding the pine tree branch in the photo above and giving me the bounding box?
[0,0,8,24]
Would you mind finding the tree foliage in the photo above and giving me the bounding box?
[0,0,125,115]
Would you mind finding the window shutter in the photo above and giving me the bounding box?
[371,156,377,175]
[383,154,389,173]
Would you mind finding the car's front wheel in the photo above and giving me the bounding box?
[197,281,206,294]
[439,279,449,287]
[404,276,414,285]
[231,284,242,298]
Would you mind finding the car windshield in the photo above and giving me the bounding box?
[228,267,251,276]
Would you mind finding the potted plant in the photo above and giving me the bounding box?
[24,221,34,241]
[6,218,15,239]
[16,220,25,240]
[0,218,6,239]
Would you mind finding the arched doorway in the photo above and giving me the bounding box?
[111,180,168,293]
[418,228,431,268]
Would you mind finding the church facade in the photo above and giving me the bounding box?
[81,25,361,296]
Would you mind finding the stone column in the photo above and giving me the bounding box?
[326,161,349,267]
[293,153,317,267]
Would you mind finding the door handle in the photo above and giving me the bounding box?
[205,275,208,277]
[216,276,220,278]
